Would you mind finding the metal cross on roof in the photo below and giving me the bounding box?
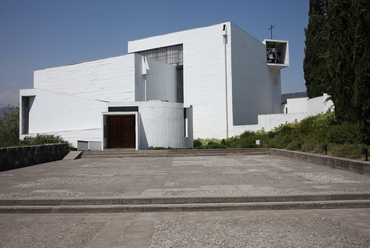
[268,25,275,39]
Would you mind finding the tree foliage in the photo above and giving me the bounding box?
[304,0,370,143]
[0,105,20,147]
[303,0,328,98]
[0,105,73,148]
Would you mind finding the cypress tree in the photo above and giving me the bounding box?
[325,0,355,123]
[303,0,328,98]
[304,0,370,143]
[352,0,370,143]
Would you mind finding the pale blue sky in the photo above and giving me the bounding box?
[0,0,309,106]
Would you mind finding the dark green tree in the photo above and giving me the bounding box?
[303,0,328,98]
[352,0,370,143]
[325,0,355,123]
[304,0,370,143]
[326,0,370,142]
[0,105,20,147]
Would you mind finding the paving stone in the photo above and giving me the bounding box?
[150,216,370,248]
[1,154,370,247]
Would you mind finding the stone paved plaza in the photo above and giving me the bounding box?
[1,154,370,247]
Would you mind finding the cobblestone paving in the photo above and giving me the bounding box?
[151,217,370,248]
[2,209,370,248]
[1,155,370,198]
[0,219,104,248]
[1,154,370,247]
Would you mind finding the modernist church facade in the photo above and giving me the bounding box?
[19,22,289,150]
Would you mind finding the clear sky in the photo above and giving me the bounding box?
[0,0,309,107]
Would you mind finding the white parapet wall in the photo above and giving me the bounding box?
[234,94,334,135]
[20,88,107,148]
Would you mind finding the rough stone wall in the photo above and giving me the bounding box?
[0,144,69,171]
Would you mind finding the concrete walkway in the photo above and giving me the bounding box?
[1,154,370,247]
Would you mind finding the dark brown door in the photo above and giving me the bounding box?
[107,115,135,148]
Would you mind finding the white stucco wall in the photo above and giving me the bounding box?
[139,101,186,149]
[129,23,230,139]
[33,53,177,105]
[234,112,321,134]
[307,93,333,112]
[107,101,189,150]
[234,94,334,134]
[286,97,308,113]
[134,55,177,102]
[20,88,107,148]
[20,89,191,150]
[285,94,333,114]
[129,22,288,139]
[34,54,136,102]
[230,23,282,128]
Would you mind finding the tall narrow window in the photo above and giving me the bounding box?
[184,108,188,137]
[21,96,30,134]
[177,66,184,103]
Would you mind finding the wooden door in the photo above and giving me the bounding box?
[107,115,135,148]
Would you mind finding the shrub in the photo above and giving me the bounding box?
[20,134,74,149]
[286,138,304,150]
[204,142,228,149]
[191,110,366,159]
[325,122,362,144]
[329,143,369,159]
[193,139,203,148]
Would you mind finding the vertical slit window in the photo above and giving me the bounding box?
[21,96,31,134]
[184,108,188,137]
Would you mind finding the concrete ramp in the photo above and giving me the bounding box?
[62,151,82,160]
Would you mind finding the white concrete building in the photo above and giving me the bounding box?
[128,23,289,139]
[20,22,291,149]
[240,93,334,133]
[20,53,193,150]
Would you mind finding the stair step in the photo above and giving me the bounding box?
[81,148,271,158]
[1,200,370,214]
[1,193,369,206]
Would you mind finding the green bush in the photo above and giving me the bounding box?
[325,122,362,144]
[193,139,203,148]
[20,134,74,149]
[191,110,367,159]
[329,143,369,159]
[286,138,304,150]
[204,141,228,149]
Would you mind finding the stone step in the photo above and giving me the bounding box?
[81,148,270,158]
[1,193,370,214]
[1,193,369,206]
[1,200,370,214]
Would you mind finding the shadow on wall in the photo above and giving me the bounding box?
[139,116,148,150]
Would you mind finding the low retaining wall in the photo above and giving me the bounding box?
[0,144,69,171]
[270,148,370,176]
